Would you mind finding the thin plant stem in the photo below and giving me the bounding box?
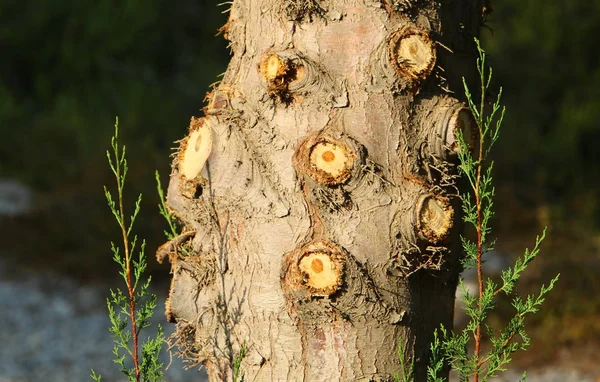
[119,179,140,381]
[473,78,485,382]
[112,124,141,381]
[472,42,491,382]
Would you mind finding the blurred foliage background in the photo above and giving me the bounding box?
[0,0,229,277]
[481,1,600,368]
[0,0,598,370]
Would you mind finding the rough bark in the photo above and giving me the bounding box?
[159,1,483,380]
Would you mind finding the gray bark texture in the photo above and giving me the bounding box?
[159,1,483,380]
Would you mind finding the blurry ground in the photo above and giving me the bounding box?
[0,257,209,382]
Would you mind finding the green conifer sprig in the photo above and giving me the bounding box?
[426,40,559,382]
[91,118,165,382]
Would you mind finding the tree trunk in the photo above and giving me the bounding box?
[159,1,483,380]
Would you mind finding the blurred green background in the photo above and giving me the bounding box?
[1,0,598,371]
[0,0,229,278]
[481,1,600,368]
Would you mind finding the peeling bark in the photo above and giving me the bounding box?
[160,1,483,380]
